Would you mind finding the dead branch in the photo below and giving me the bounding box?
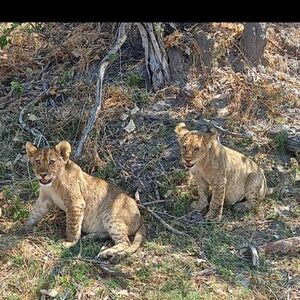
[74,23,132,159]
[18,91,49,147]
[141,199,172,206]
[142,114,252,139]
[209,122,253,139]
[244,236,300,268]
[258,236,300,256]
[75,257,132,277]
[29,24,75,59]
[139,204,189,237]
[135,189,188,236]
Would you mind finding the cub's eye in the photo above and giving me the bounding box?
[35,159,41,165]
[49,160,55,165]
[194,146,200,152]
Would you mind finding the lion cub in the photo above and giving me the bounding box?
[175,122,284,221]
[24,141,144,259]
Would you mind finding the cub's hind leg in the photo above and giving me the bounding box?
[234,172,265,214]
[97,217,130,259]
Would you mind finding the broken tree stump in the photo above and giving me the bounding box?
[240,23,267,65]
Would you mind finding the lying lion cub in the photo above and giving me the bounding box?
[175,122,284,221]
[24,141,144,259]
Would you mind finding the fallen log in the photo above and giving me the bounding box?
[244,236,300,267]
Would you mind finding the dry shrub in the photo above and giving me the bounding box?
[210,22,244,59]
[79,85,132,172]
[150,85,181,103]
[102,85,132,118]
[0,22,115,82]
[191,65,293,123]
[0,23,44,81]
[49,22,115,73]
[164,31,184,48]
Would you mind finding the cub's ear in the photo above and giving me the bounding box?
[175,122,189,139]
[55,141,71,161]
[25,142,38,158]
[205,127,218,142]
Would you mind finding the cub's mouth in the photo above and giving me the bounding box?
[184,162,195,168]
[39,178,53,185]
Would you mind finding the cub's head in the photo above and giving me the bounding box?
[175,122,217,168]
[26,141,71,186]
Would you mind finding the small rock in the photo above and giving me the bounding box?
[239,277,250,287]
[20,154,28,163]
[120,113,129,121]
[163,190,173,198]
[5,161,13,170]
[124,119,136,133]
[27,113,39,122]
[12,133,24,142]
[152,100,167,111]
[119,139,126,146]
[40,289,58,298]
[217,107,230,117]
[131,107,140,115]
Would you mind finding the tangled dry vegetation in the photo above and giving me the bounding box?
[0,22,299,300]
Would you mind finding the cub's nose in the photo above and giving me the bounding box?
[40,173,47,179]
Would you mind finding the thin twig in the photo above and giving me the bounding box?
[75,256,131,277]
[142,114,252,139]
[142,199,172,206]
[18,91,49,147]
[135,190,188,236]
[176,209,200,221]
[139,204,189,237]
[30,24,75,59]
[60,289,71,300]
[75,23,132,158]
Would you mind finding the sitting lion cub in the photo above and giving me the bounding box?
[24,141,144,259]
[175,122,284,221]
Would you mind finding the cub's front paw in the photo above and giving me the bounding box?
[204,210,222,222]
[58,239,78,248]
[97,248,125,260]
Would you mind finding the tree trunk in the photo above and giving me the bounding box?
[136,23,170,91]
[240,23,267,65]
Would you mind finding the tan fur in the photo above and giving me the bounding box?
[24,141,144,259]
[175,123,283,221]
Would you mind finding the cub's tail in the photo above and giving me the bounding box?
[266,172,286,196]
[125,218,145,255]
[123,190,146,255]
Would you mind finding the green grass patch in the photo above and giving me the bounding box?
[94,160,119,180]
[125,71,144,88]
[272,131,288,154]
[11,79,24,95]
[10,198,29,221]
[58,70,73,87]
[136,266,151,280]
[130,88,149,106]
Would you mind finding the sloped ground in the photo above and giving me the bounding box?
[0,23,299,300]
